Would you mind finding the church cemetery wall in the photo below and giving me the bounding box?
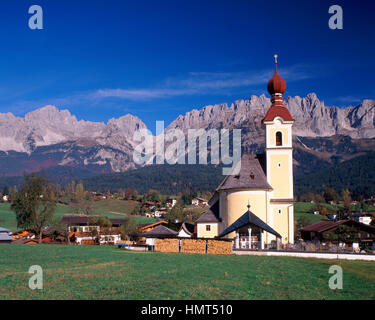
[154,238,233,255]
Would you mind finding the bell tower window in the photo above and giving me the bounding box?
[276,131,282,146]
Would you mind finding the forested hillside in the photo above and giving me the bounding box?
[82,164,223,195]
[295,152,375,198]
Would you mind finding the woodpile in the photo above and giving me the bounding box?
[181,239,206,254]
[154,238,233,255]
[207,240,232,255]
[155,238,179,253]
[81,240,96,245]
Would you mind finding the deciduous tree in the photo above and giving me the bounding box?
[11,173,56,243]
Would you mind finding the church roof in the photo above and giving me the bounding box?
[216,154,272,191]
[218,208,282,238]
[196,200,221,223]
[263,105,294,122]
[263,55,294,122]
[267,60,286,96]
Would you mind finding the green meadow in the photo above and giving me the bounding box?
[0,200,331,232]
[0,201,154,232]
[0,244,374,300]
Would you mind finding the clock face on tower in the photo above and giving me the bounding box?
[274,118,282,125]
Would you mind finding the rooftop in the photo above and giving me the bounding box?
[219,207,282,238]
[216,154,272,191]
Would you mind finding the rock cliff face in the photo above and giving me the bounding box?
[168,93,375,139]
[0,93,373,176]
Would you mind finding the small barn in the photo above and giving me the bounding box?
[141,225,178,246]
[0,227,13,243]
[300,219,375,245]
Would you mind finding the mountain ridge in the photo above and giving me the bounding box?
[0,93,373,176]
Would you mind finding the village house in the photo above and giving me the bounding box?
[166,198,177,208]
[177,222,195,238]
[300,219,375,251]
[352,213,373,225]
[142,225,178,247]
[191,197,208,206]
[61,215,125,245]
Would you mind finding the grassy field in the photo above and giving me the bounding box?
[294,212,328,225]
[0,200,354,232]
[1,199,371,232]
[0,244,374,300]
[294,201,375,214]
[92,199,139,216]
[0,201,155,232]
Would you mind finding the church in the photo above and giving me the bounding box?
[195,56,295,249]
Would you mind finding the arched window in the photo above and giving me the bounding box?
[276,131,282,146]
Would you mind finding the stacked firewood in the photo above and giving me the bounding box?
[181,239,206,254]
[207,240,232,255]
[155,238,179,253]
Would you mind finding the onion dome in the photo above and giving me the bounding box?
[263,55,294,122]
[267,55,286,95]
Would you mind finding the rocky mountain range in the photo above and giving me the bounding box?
[0,93,374,179]
[168,92,375,140]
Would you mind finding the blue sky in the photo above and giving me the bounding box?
[0,0,374,131]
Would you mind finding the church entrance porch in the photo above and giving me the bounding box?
[236,226,263,250]
[219,205,282,251]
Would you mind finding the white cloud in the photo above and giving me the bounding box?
[336,95,363,104]
[90,63,315,101]
[92,88,198,100]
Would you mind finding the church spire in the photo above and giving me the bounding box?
[267,54,286,104]
[263,55,294,122]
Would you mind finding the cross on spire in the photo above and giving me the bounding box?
[274,54,278,64]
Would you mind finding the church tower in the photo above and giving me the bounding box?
[263,55,295,243]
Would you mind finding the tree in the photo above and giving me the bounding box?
[87,216,112,243]
[53,219,71,244]
[327,224,359,243]
[2,186,9,196]
[71,186,94,215]
[9,186,18,202]
[165,203,185,223]
[131,205,141,216]
[323,188,337,203]
[132,190,139,201]
[314,194,325,203]
[11,173,56,244]
[87,216,112,229]
[147,189,161,202]
[341,189,352,217]
[124,187,134,200]
[120,215,140,240]
[299,192,315,202]
[315,203,329,217]
[294,216,311,240]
